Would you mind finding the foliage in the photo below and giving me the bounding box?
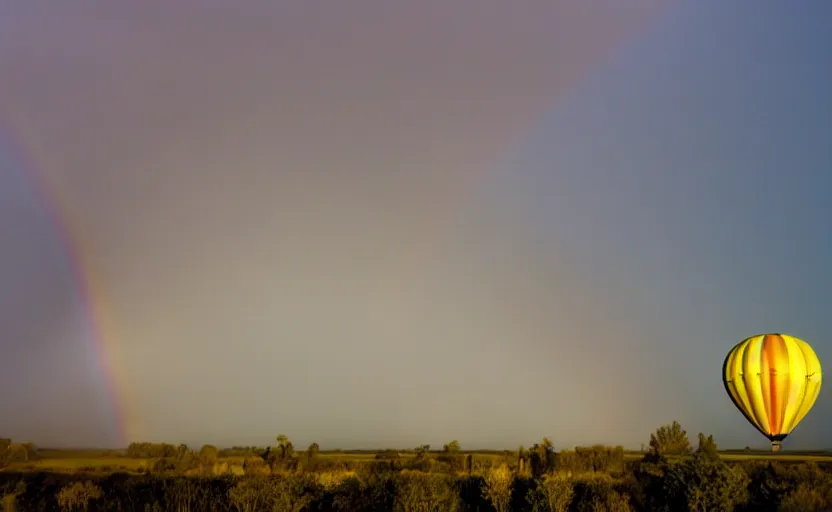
[199,445,219,464]
[664,457,748,511]
[0,439,37,469]
[526,473,573,512]
[219,446,264,458]
[1,480,26,512]
[557,445,626,475]
[525,438,556,477]
[442,440,460,453]
[394,471,459,512]
[695,433,720,461]
[648,421,692,458]
[56,480,102,511]
[482,464,513,512]
[228,476,277,512]
[778,483,828,512]
[414,445,430,459]
[127,442,181,458]
[272,474,319,512]
[652,432,748,512]
[5,421,832,511]
[374,450,401,460]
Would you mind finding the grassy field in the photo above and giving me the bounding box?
[710,452,832,462]
[5,448,832,474]
[3,456,149,474]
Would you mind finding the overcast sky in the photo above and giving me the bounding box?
[2,0,832,451]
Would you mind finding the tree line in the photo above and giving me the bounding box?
[1,421,831,510]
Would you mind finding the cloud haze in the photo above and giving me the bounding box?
[4,0,832,452]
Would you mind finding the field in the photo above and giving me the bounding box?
[5,430,832,511]
[2,449,511,475]
[1,449,146,474]
[5,447,832,475]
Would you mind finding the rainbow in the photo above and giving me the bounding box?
[0,116,131,447]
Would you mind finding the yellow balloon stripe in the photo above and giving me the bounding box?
[791,337,823,432]
[723,333,822,439]
[724,340,766,435]
[779,335,808,433]
[746,336,772,434]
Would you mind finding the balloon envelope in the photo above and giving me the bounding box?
[723,333,822,449]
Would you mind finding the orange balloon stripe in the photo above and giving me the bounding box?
[764,334,787,434]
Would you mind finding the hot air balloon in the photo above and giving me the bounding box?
[723,333,822,452]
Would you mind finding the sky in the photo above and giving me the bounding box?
[1,0,831,451]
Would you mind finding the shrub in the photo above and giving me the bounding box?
[556,446,625,475]
[243,456,271,476]
[482,464,513,512]
[394,471,459,512]
[375,450,401,460]
[526,473,574,512]
[162,477,218,511]
[2,480,26,512]
[228,476,277,512]
[56,481,103,511]
[570,478,631,512]
[314,471,354,493]
[778,483,828,512]
[661,453,749,512]
[272,474,319,512]
[151,458,178,475]
[198,445,219,464]
[436,453,464,472]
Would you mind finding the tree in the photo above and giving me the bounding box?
[518,445,530,474]
[528,438,555,477]
[0,438,10,468]
[275,434,294,459]
[638,430,746,512]
[665,448,749,511]
[415,444,431,459]
[4,444,30,463]
[438,440,463,470]
[306,442,320,466]
[56,481,102,511]
[695,433,719,462]
[443,440,461,453]
[649,421,692,457]
[199,445,219,464]
[779,484,828,512]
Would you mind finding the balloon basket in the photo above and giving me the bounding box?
[771,441,782,453]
